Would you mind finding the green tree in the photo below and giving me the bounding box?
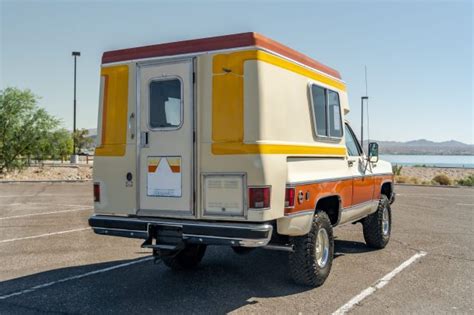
[33,128,73,162]
[0,87,60,173]
[50,129,73,161]
[73,128,94,154]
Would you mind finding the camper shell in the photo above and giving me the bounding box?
[89,33,394,286]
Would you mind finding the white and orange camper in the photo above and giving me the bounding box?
[89,33,395,286]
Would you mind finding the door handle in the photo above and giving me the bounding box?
[128,113,135,140]
[141,131,149,147]
[348,159,356,167]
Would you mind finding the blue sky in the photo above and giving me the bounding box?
[1,0,473,143]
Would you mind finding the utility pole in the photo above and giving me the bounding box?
[71,51,81,163]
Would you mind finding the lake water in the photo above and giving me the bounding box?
[380,155,474,168]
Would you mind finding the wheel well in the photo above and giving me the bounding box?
[381,182,392,198]
[315,195,340,226]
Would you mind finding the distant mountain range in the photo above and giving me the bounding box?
[371,139,474,155]
[85,128,472,155]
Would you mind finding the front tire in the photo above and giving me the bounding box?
[363,195,391,249]
[289,211,334,287]
[162,244,207,270]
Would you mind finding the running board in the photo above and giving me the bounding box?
[263,244,295,252]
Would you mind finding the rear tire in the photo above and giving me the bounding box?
[289,211,334,287]
[162,244,207,270]
[363,195,391,249]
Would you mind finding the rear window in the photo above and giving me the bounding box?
[310,84,343,139]
[149,78,182,129]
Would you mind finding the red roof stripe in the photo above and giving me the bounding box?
[102,32,341,79]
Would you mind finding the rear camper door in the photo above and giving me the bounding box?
[138,60,194,216]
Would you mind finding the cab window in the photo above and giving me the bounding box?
[344,124,362,156]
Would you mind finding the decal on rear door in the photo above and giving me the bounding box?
[147,156,182,197]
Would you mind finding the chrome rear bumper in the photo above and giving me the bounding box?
[89,215,273,248]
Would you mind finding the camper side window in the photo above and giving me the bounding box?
[149,78,182,129]
[310,84,343,139]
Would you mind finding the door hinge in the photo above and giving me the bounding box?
[192,72,195,84]
[193,131,196,143]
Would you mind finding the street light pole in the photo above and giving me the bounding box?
[72,51,80,160]
[361,96,368,150]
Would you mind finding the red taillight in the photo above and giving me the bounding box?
[93,183,100,202]
[248,187,271,209]
[285,188,295,208]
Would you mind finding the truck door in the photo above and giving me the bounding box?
[344,124,375,205]
[137,60,194,216]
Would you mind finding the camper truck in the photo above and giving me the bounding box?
[89,33,395,287]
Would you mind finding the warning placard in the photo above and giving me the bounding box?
[147,157,181,197]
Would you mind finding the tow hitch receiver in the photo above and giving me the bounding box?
[141,224,184,252]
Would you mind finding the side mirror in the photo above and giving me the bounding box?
[368,142,379,163]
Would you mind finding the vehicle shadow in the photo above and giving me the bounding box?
[0,241,373,314]
[334,239,375,257]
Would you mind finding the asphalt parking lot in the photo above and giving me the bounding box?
[0,183,472,314]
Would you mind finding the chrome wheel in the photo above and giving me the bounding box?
[382,206,390,236]
[315,228,329,268]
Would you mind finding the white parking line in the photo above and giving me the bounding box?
[0,208,92,220]
[332,251,427,315]
[0,256,154,300]
[0,228,91,244]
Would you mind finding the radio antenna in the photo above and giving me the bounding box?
[365,65,368,95]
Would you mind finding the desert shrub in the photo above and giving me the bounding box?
[395,175,407,183]
[457,174,474,187]
[421,180,431,185]
[395,176,419,184]
[432,174,452,186]
[392,164,403,176]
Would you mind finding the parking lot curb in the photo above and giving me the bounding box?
[394,183,464,188]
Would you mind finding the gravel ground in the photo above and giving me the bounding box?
[399,166,474,182]
[1,165,473,184]
[0,165,93,181]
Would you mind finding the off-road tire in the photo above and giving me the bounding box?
[289,211,334,287]
[162,244,207,270]
[363,195,391,249]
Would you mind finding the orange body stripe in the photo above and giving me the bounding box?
[285,175,393,215]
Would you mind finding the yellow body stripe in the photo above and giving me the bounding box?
[212,143,347,155]
[212,50,347,156]
[95,65,129,157]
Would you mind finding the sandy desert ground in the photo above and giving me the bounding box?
[1,164,473,186]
